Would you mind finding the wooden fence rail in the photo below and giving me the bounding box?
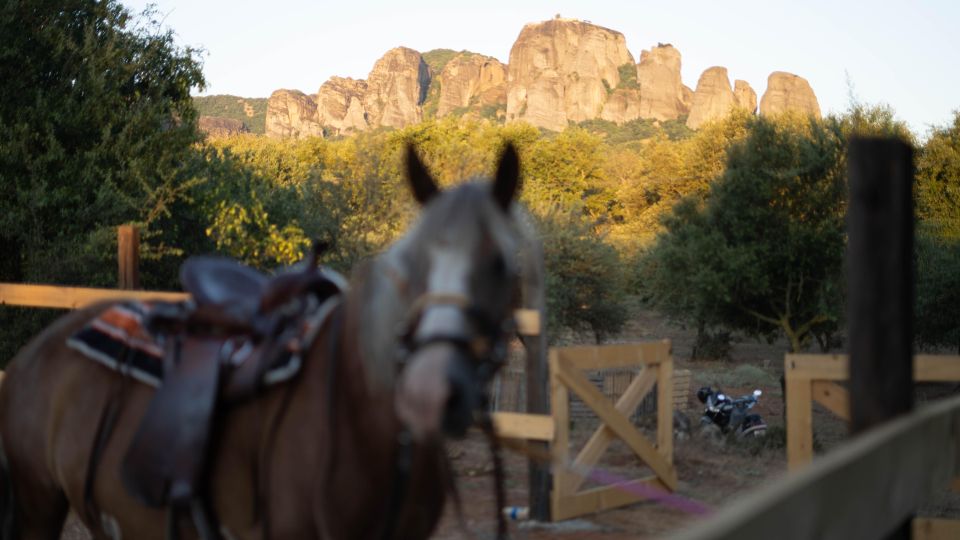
[785,353,960,470]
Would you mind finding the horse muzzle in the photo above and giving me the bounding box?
[395,343,481,441]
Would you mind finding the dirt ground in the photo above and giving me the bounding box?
[59,309,960,539]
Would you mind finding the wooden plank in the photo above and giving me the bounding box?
[912,518,960,540]
[555,362,677,490]
[556,341,670,371]
[669,395,960,540]
[566,367,658,493]
[785,354,849,381]
[553,475,667,522]
[117,225,140,290]
[549,349,571,521]
[811,381,850,421]
[916,355,960,382]
[786,369,813,472]
[0,283,187,309]
[787,354,960,384]
[657,351,674,463]
[492,412,554,441]
[514,308,540,336]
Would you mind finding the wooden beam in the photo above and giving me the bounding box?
[514,308,540,336]
[787,354,960,383]
[912,518,960,540]
[811,381,850,421]
[785,354,849,381]
[915,355,960,382]
[117,225,140,290]
[668,395,960,540]
[554,361,677,490]
[491,412,554,441]
[549,349,571,521]
[566,367,658,494]
[0,283,187,309]
[556,341,670,371]
[785,369,813,472]
[553,475,667,522]
[657,351,674,463]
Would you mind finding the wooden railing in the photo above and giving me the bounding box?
[669,394,960,540]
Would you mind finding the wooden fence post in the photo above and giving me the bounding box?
[522,237,551,521]
[118,225,140,290]
[847,137,914,539]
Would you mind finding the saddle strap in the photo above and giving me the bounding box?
[121,337,222,507]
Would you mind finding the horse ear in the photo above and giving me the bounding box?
[492,143,520,211]
[406,144,439,205]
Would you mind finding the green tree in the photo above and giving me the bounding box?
[915,111,960,350]
[640,116,847,352]
[539,208,629,343]
[0,0,205,362]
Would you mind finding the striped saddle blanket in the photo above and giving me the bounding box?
[66,300,331,388]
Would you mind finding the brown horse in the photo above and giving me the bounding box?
[0,144,530,540]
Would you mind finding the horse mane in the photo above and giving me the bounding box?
[345,181,541,392]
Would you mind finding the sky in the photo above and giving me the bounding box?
[121,0,959,136]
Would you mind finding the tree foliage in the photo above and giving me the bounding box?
[915,111,960,351]
[0,0,206,362]
[640,115,847,352]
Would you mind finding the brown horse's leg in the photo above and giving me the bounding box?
[5,466,68,540]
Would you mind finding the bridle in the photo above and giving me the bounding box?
[380,275,518,540]
[397,291,514,382]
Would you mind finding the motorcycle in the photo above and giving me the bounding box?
[696,386,767,438]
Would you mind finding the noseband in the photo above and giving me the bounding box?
[397,292,513,381]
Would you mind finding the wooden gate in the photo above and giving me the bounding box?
[549,340,677,520]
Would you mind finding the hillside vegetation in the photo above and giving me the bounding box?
[2,0,958,363]
[194,95,267,133]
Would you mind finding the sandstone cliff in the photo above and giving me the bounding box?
[363,47,430,128]
[506,18,635,131]
[686,67,737,129]
[315,77,369,135]
[734,80,757,114]
[265,89,323,139]
[600,88,641,124]
[198,116,250,137]
[636,44,687,121]
[436,53,506,118]
[759,71,821,118]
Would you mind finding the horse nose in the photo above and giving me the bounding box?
[442,354,479,438]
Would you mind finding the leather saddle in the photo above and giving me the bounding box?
[120,245,345,516]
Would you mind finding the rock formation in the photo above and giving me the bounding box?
[636,44,687,121]
[600,88,641,124]
[506,18,635,131]
[686,67,737,129]
[759,71,821,118]
[363,47,430,128]
[316,77,369,135]
[261,19,823,137]
[436,53,506,117]
[265,89,323,139]
[198,116,250,137]
[734,80,757,113]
